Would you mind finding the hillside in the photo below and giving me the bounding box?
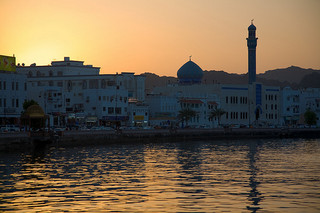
[257,66,320,84]
[144,66,320,93]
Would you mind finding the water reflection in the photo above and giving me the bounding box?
[0,139,319,212]
[246,141,263,212]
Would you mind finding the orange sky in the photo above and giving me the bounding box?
[1,0,320,76]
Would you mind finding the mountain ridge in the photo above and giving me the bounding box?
[144,66,320,93]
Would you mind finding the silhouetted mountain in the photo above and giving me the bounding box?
[300,72,320,88]
[257,66,320,84]
[144,66,320,93]
[202,70,247,85]
[144,72,178,94]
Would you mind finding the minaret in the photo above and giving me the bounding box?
[247,20,258,84]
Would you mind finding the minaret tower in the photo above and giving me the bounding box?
[247,20,258,84]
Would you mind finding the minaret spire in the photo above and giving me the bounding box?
[247,21,258,84]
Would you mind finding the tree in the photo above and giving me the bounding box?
[23,100,39,111]
[209,108,226,127]
[178,108,196,127]
[304,109,317,126]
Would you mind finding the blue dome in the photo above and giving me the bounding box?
[177,60,203,84]
[248,24,256,30]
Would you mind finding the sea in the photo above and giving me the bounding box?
[0,138,319,212]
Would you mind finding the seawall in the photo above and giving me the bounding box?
[1,128,320,151]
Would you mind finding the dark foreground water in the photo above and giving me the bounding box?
[0,138,319,212]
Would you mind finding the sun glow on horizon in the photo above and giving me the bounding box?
[1,0,320,76]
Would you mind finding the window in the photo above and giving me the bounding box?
[82,80,87,89]
[0,81,1,90]
[103,107,106,111]
[24,83,27,91]
[16,82,19,90]
[12,99,15,107]
[226,96,228,104]
[3,81,6,90]
[16,99,19,108]
[12,82,15,90]
[0,98,1,107]
[108,107,114,114]
[49,70,53,77]
[4,99,6,107]
[66,98,70,102]
[115,107,121,114]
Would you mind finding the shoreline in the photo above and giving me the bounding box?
[1,128,320,151]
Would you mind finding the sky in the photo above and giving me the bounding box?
[1,0,320,76]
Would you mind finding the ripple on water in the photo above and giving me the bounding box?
[0,139,319,212]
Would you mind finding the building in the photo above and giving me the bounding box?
[147,22,281,128]
[0,55,27,126]
[281,87,301,126]
[16,57,145,127]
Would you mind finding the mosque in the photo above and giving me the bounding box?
[146,22,281,127]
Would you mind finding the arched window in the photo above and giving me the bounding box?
[28,71,33,77]
[36,71,41,77]
[101,79,106,89]
[82,80,87,89]
[67,80,72,90]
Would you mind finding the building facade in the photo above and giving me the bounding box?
[16,57,145,127]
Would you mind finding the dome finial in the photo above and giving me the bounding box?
[189,55,192,61]
[251,19,254,25]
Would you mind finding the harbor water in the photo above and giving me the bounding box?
[0,138,319,212]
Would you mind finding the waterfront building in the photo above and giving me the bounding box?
[0,55,27,125]
[127,100,149,127]
[300,88,320,126]
[281,87,301,126]
[148,22,281,127]
[16,57,145,126]
[145,94,179,127]
[281,87,320,127]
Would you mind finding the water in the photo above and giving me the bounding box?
[0,138,319,212]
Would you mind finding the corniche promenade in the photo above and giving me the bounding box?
[1,128,320,151]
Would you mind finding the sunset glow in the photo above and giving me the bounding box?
[1,0,320,76]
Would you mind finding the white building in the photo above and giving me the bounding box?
[281,87,320,127]
[148,59,281,128]
[0,55,27,125]
[16,57,145,127]
[281,87,301,126]
[128,101,149,127]
[301,88,320,126]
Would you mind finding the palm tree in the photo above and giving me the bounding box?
[178,108,196,127]
[209,108,226,127]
